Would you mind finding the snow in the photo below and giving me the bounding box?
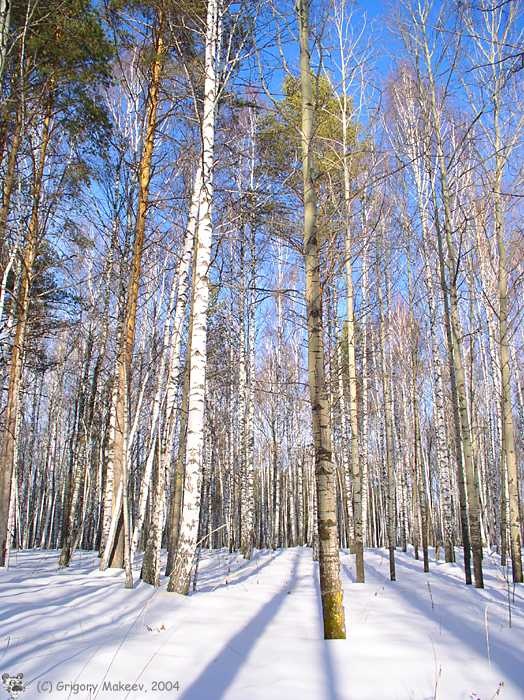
[1,547,522,699]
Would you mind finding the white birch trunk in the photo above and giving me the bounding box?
[167,0,221,594]
[0,0,10,83]
[132,177,198,561]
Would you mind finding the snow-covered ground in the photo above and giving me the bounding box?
[0,547,522,699]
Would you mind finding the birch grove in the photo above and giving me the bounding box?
[0,0,522,647]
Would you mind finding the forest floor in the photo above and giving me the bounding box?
[0,546,522,700]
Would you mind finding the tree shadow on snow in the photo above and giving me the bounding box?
[373,549,524,617]
[181,550,305,699]
[1,586,157,692]
[182,550,341,700]
[196,549,284,593]
[312,562,344,700]
[363,556,524,693]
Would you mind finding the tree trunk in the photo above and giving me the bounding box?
[0,0,10,83]
[105,11,165,578]
[0,106,51,565]
[493,91,523,583]
[167,0,221,595]
[378,265,396,582]
[165,353,190,576]
[297,0,346,640]
[0,100,22,263]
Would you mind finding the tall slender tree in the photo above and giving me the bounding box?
[297,0,346,639]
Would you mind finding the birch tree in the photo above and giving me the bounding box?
[463,0,523,583]
[167,0,222,595]
[297,0,346,639]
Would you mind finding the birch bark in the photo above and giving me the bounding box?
[417,20,483,586]
[297,0,345,639]
[167,0,221,595]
